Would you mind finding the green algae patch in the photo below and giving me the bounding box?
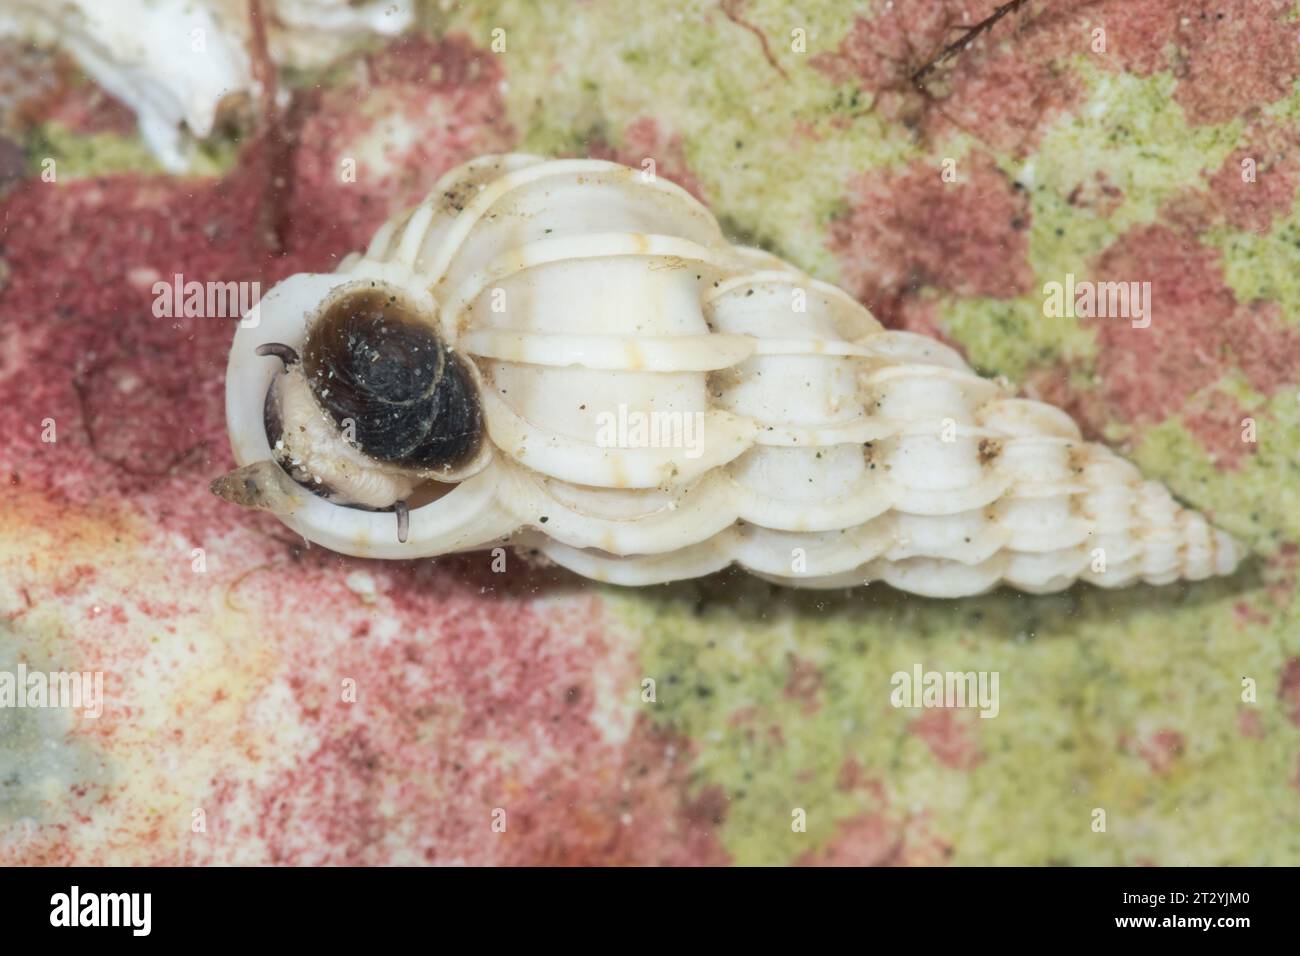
[1024,65,1242,284]
[27,122,163,179]
[940,294,1096,382]
[607,569,1298,866]
[1132,387,1300,552]
[0,624,114,825]
[438,0,915,283]
[26,121,239,180]
[1209,215,1300,326]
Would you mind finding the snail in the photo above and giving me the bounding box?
[212,154,1246,597]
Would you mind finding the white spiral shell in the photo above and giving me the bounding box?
[220,154,1246,597]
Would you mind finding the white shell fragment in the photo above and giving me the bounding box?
[0,0,413,171]
[218,154,1247,596]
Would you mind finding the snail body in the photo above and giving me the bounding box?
[214,154,1245,596]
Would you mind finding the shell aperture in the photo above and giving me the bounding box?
[302,287,482,471]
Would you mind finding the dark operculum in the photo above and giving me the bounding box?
[302,286,482,471]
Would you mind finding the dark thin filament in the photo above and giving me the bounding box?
[395,500,410,544]
[256,342,300,367]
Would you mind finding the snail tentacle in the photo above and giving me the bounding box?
[255,342,300,367]
[395,499,410,544]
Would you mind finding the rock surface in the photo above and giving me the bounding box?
[0,0,1297,865]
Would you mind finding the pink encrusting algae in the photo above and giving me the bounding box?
[1089,224,1300,428]
[828,151,1034,326]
